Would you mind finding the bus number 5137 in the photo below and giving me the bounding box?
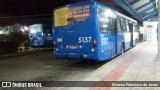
[78,37,92,43]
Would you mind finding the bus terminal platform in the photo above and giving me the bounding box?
[0,41,159,90]
[54,41,160,90]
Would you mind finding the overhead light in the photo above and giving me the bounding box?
[24,26,29,31]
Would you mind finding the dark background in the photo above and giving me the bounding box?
[0,0,137,25]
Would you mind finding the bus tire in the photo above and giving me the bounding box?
[121,43,125,54]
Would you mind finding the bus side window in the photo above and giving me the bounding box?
[110,18,116,33]
[136,24,139,32]
[98,8,111,33]
[133,23,136,32]
[116,16,121,32]
[132,23,135,32]
[126,19,130,32]
[120,17,127,31]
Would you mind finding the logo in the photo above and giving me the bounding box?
[2,82,11,87]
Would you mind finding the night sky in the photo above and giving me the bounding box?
[0,0,76,25]
[0,0,78,16]
[0,0,136,25]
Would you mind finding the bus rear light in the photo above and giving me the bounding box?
[93,40,97,48]
[93,43,97,48]
[94,40,97,43]
[53,41,56,45]
[53,41,57,47]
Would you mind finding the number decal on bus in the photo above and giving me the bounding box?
[102,37,108,45]
[78,37,92,43]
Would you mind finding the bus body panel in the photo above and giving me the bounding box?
[116,32,124,54]
[132,24,139,46]
[53,1,138,61]
[99,34,112,60]
[43,25,53,47]
[53,1,101,60]
[133,31,139,46]
[123,31,131,50]
[43,34,53,47]
[95,2,117,60]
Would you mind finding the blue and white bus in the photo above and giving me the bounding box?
[29,24,53,48]
[53,1,139,61]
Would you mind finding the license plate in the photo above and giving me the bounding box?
[70,45,77,49]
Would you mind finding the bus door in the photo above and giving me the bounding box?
[129,23,133,47]
[111,18,117,57]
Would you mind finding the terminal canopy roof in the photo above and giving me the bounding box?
[76,0,158,22]
[111,0,158,22]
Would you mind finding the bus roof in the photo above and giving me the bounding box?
[95,1,137,23]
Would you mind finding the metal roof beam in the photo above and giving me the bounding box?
[139,5,155,16]
[143,11,157,20]
[143,10,157,18]
[129,0,140,5]
[112,0,143,21]
[135,1,155,11]
[144,15,155,20]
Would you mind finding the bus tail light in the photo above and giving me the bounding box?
[53,41,59,51]
[92,40,97,52]
[53,41,57,48]
[94,40,97,43]
[93,40,97,48]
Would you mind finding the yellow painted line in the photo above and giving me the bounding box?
[101,61,111,68]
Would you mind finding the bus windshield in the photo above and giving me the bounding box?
[29,24,42,34]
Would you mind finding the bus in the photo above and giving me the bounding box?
[53,1,139,61]
[29,24,53,48]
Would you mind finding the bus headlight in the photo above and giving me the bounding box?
[91,48,95,52]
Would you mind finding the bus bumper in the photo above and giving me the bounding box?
[54,52,100,61]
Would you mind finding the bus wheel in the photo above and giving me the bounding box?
[121,43,125,54]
